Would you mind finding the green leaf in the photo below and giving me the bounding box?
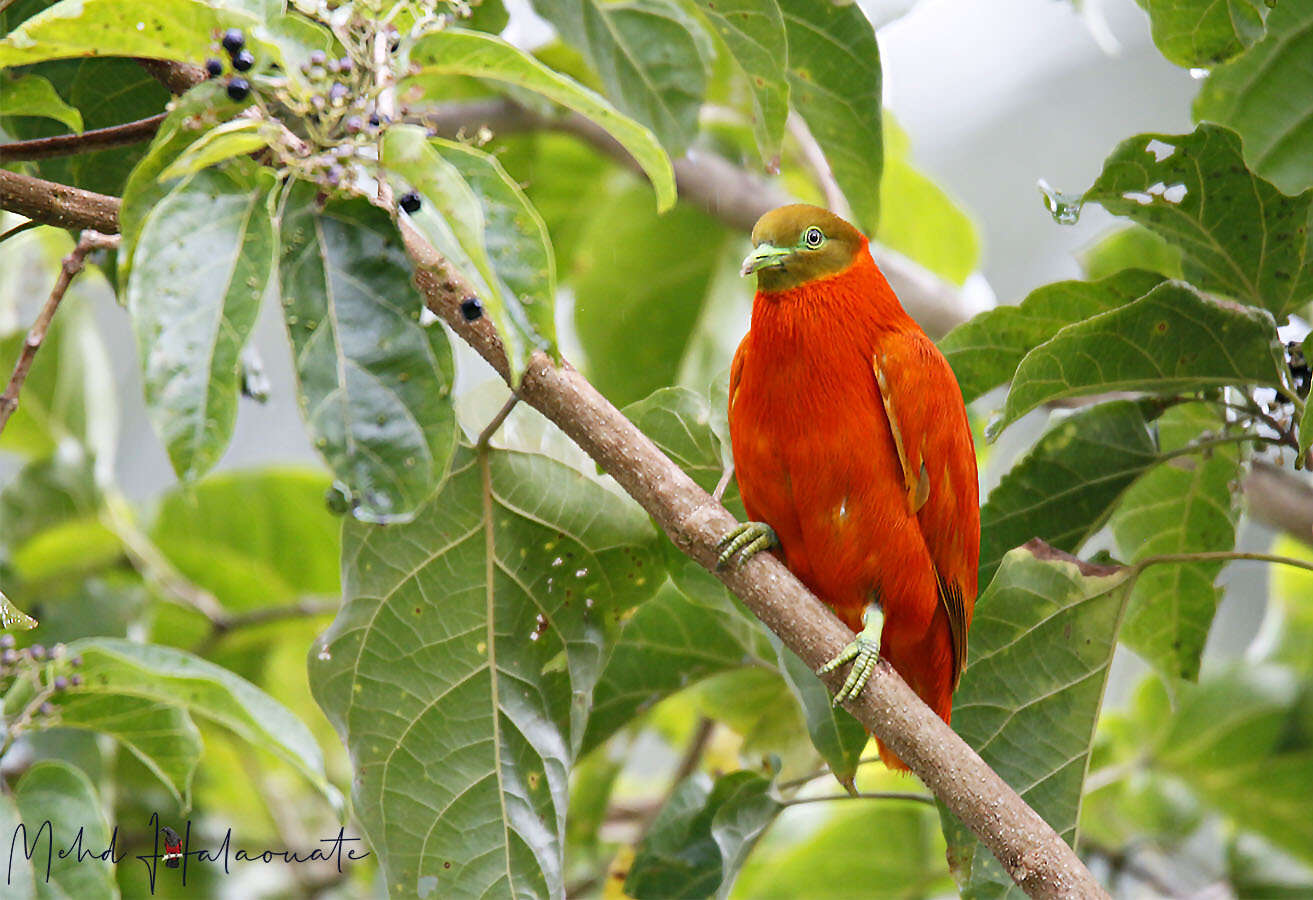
[310,447,659,898]
[1080,124,1313,318]
[0,72,82,131]
[623,385,735,501]
[1153,664,1313,864]
[126,165,273,480]
[119,80,247,280]
[1195,0,1313,195]
[732,779,952,898]
[1139,0,1270,66]
[771,636,866,791]
[0,588,37,630]
[531,0,710,156]
[626,771,781,900]
[277,184,459,524]
[940,269,1166,405]
[991,281,1290,436]
[941,542,1134,898]
[381,126,539,377]
[779,0,882,233]
[686,0,788,161]
[64,637,340,811]
[584,556,769,754]
[405,28,676,210]
[572,187,729,406]
[0,0,266,68]
[1110,404,1240,682]
[156,119,274,181]
[150,467,340,611]
[979,400,1160,587]
[14,761,116,899]
[437,138,558,356]
[1079,225,1184,281]
[51,694,201,807]
[878,157,980,286]
[3,58,169,195]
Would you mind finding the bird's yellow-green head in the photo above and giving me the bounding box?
[741,204,867,292]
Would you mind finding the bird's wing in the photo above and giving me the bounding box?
[729,338,748,414]
[872,332,980,686]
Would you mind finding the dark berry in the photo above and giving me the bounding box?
[337,57,353,74]
[205,57,224,78]
[326,164,344,187]
[0,634,13,649]
[53,676,68,691]
[70,674,82,687]
[227,77,251,101]
[39,702,53,716]
[399,191,422,214]
[345,116,363,134]
[368,112,381,127]
[29,645,45,660]
[70,655,82,668]
[309,49,327,66]
[460,297,484,321]
[232,49,255,72]
[0,649,16,665]
[221,28,245,54]
[328,82,348,103]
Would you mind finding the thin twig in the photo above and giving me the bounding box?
[0,230,118,436]
[782,791,934,807]
[786,113,848,218]
[476,394,519,449]
[195,597,340,655]
[1137,550,1313,575]
[777,754,883,791]
[0,113,166,163]
[0,219,40,246]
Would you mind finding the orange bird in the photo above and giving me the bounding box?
[719,204,979,770]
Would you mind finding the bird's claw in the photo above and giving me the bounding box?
[716,521,778,569]
[818,605,884,706]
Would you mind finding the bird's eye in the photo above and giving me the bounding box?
[803,227,824,248]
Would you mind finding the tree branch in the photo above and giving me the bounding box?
[397,218,1108,898]
[0,170,120,234]
[0,114,166,163]
[1245,460,1313,547]
[0,229,118,436]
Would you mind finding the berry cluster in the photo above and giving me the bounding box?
[1288,341,1310,397]
[0,635,83,726]
[205,28,255,100]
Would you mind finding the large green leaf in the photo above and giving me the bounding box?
[1195,0,1313,195]
[277,185,459,524]
[530,0,710,156]
[1139,0,1270,66]
[118,80,246,280]
[126,165,273,480]
[979,400,1160,588]
[1079,224,1183,281]
[3,58,169,195]
[940,269,1165,405]
[50,694,201,807]
[0,0,267,68]
[0,72,81,131]
[878,155,980,287]
[572,188,729,407]
[0,793,35,899]
[14,762,117,899]
[779,0,882,234]
[1080,124,1313,318]
[405,28,676,210]
[381,127,544,378]
[991,281,1290,435]
[64,637,340,810]
[686,0,788,162]
[626,771,781,900]
[584,556,770,754]
[1110,404,1240,682]
[941,543,1134,898]
[310,447,659,899]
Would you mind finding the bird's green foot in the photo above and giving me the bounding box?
[716,521,778,569]
[818,605,885,706]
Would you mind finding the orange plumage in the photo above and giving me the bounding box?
[728,205,979,770]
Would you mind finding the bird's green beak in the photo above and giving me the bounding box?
[740,243,791,277]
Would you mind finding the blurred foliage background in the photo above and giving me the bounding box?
[2,0,1313,897]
